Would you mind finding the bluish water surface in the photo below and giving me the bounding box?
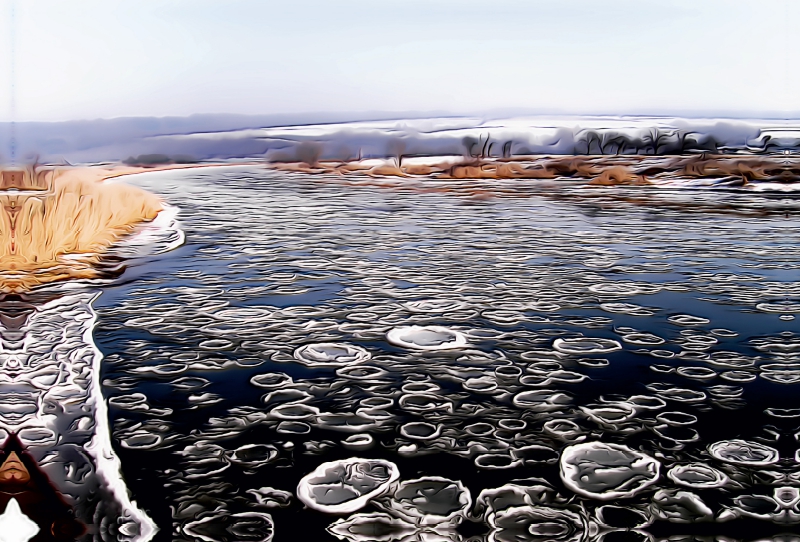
[93,166,800,541]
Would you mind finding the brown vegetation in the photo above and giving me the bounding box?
[268,154,800,187]
[0,165,163,292]
[367,164,408,177]
[588,166,648,186]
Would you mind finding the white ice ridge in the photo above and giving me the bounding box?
[84,293,158,542]
[0,291,157,541]
[108,203,186,259]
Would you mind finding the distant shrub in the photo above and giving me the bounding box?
[123,154,197,166]
[295,143,322,166]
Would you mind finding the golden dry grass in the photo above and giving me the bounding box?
[0,166,162,292]
[367,164,408,177]
[588,166,648,186]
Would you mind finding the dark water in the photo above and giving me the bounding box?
[91,166,800,541]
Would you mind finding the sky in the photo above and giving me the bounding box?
[0,0,795,122]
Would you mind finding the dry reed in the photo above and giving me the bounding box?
[0,166,162,292]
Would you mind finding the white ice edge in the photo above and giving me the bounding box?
[111,203,186,257]
[84,292,158,542]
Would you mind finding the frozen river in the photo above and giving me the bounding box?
[38,166,800,541]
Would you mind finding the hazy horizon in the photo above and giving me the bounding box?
[5,108,800,126]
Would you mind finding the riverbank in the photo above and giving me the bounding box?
[0,162,224,292]
[268,154,800,188]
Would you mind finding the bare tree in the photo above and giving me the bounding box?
[462,136,479,160]
[502,141,513,159]
[386,138,407,167]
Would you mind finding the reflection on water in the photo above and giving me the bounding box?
[0,291,155,541]
[11,166,800,541]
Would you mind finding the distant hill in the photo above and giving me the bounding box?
[0,111,446,164]
[0,113,795,165]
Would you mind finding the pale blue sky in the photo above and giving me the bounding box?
[0,0,794,121]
